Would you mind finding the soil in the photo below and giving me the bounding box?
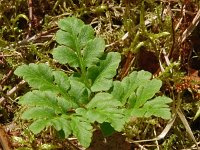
[87,130,133,150]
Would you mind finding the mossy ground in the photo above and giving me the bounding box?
[0,0,200,149]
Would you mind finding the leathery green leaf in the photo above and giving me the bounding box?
[58,16,85,36]
[21,107,56,120]
[70,116,93,148]
[134,79,162,108]
[83,37,105,67]
[88,52,121,92]
[14,63,54,90]
[52,46,79,67]
[29,119,50,134]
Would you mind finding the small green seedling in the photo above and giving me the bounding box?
[14,16,172,148]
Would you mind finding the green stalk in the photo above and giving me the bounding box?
[75,39,90,89]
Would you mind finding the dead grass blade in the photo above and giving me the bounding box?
[180,9,200,43]
[176,108,199,149]
[127,114,176,143]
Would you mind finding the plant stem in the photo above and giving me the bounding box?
[75,39,90,89]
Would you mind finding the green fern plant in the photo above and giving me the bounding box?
[14,16,172,148]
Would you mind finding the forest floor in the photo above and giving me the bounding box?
[0,0,200,149]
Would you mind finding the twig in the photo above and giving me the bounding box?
[0,80,26,104]
[119,52,135,80]
[180,9,200,43]
[27,0,33,37]
[65,139,82,150]
[171,9,195,16]
[0,70,13,85]
[2,27,58,51]
[175,4,186,31]
[0,126,11,150]
[127,140,148,150]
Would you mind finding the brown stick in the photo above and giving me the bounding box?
[0,80,26,104]
[27,0,33,37]
[119,52,135,80]
[180,9,200,43]
[0,70,13,85]
[0,126,11,150]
